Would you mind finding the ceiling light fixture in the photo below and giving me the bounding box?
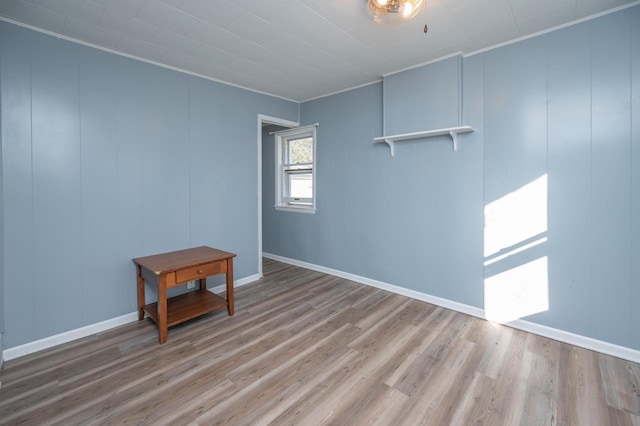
[368,0,424,25]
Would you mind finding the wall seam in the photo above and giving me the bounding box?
[628,14,634,341]
[588,19,594,335]
[29,28,35,345]
[78,42,84,326]
[188,77,192,248]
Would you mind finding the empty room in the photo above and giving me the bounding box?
[0,0,639,424]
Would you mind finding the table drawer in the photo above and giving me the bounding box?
[176,261,225,283]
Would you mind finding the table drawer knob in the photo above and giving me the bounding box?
[198,269,204,274]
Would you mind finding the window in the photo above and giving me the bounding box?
[274,124,317,213]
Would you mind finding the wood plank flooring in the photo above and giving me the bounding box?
[1,258,639,425]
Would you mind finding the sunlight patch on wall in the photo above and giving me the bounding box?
[485,256,548,323]
[484,175,548,258]
[484,174,549,323]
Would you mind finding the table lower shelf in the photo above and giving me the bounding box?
[143,289,228,327]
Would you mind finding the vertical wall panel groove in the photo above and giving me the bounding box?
[590,12,633,345]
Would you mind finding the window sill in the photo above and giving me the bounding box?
[274,206,316,214]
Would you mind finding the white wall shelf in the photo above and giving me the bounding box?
[374,126,475,156]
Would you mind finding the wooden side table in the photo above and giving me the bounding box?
[133,246,236,344]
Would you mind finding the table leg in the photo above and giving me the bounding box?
[158,274,168,344]
[199,276,207,291]
[226,258,234,316]
[137,265,145,321]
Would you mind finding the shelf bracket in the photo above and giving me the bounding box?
[383,139,395,156]
[449,130,459,151]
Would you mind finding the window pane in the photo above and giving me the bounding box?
[288,137,313,164]
[287,172,313,199]
[275,124,316,212]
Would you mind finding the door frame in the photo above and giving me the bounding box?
[257,114,298,277]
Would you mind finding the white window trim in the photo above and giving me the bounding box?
[274,124,317,214]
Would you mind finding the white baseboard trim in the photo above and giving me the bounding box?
[263,252,640,364]
[0,332,4,370]
[3,312,139,362]
[209,273,261,294]
[3,273,262,362]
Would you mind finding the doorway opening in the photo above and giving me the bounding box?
[257,115,298,277]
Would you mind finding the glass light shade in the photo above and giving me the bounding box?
[368,0,424,25]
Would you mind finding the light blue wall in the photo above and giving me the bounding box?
[475,7,639,349]
[2,8,639,353]
[0,50,4,348]
[383,55,461,134]
[0,21,298,348]
[633,4,640,352]
[264,6,640,350]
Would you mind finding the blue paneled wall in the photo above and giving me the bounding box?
[383,55,461,134]
[2,6,639,353]
[0,70,4,347]
[633,5,640,353]
[472,8,638,349]
[265,6,640,350]
[0,21,298,348]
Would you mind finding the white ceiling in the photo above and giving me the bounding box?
[0,0,637,102]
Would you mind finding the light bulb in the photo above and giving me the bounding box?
[402,2,413,17]
[369,0,423,25]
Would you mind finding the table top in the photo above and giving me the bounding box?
[132,246,236,275]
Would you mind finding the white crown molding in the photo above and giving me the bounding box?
[302,1,640,102]
[464,0,640,59]
[3,1,639,105]
[263,252,640,364]
[381,52,465,79]
[2,273,261,362]
[301,79,382,103]
[0,16,298,104]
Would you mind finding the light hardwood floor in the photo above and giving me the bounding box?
[1,258,639,425]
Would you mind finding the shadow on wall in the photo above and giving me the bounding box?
[484,174,549,323]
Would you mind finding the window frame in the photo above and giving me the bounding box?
[274,124,317,214]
